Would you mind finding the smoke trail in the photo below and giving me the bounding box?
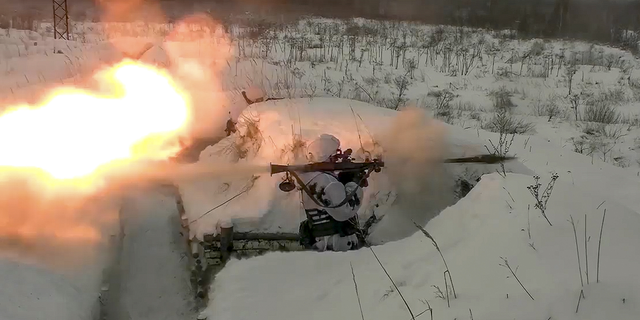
[372,106,456,242]
[0,169,119,268]
[97,0,235,142]
[102,160,271,186]
[162,13,234,141]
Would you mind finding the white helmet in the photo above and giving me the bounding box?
[243,85,265,102]
[307,134,340,162]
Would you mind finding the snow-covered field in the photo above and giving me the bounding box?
[1,13,640,320]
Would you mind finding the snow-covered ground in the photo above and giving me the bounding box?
[0,257,103,320]
[1,13,640,320]
[208,172,640,320]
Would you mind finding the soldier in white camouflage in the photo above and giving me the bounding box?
[297,134,366,252]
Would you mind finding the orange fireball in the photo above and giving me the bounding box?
[0,59,190,180]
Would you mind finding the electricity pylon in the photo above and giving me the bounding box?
[52,0,70,40]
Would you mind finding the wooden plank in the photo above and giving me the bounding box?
[219,226,234,262]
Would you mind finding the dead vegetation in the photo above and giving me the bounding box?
[223,112,264,161]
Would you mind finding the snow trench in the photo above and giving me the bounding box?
[99,186,196,320]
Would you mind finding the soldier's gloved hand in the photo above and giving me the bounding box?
[344,182,359,192]
[338,171,356,185]
[345,182,362,209]
[353,171,369,188]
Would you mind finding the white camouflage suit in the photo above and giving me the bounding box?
[300,134,364,252]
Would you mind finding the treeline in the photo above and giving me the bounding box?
[4,0,640,50]
[200,0,640,49]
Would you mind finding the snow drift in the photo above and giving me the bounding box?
[205,173,640,320]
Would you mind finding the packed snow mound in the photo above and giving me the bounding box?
[205,173,640,320]
[177,98,531,242]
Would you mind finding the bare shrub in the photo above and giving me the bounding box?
[531,98,546,116]
[565,64,578,96]
[529,41,546,56]
[279,133,307,162]
[390,74,412,110]
[452,101,480,112]
[570,94,581,121]
[602,53,621,71]
[224,113,264,160]
[629,79,640,101]
[482,107,535,134]
[469,112,482,121]
[495,67,515,80]
[580,123,626,140]
[544,100,562,121]
[427,89,455,121]
[570,136,592,155]
[532,98,561,121]
[583,100,621,124]
[622,114,640,128]
[489,86,515,110]
[600,87,628,105]
[581,123,603,136]
[527,173,559,226]
[571,133,617,162]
